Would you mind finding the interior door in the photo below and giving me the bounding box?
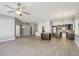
[16,25,20,37]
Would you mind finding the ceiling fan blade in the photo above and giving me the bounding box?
[4,5,15,10]
[23,12,30,15]
[7,11,15,13]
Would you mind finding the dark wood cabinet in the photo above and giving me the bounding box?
[51,24,74,40]
[65,24,73,30]
[66,32,74,40]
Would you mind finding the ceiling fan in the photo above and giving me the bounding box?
[4,3,30,16]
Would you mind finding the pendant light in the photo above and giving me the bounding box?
[62,9,65,30]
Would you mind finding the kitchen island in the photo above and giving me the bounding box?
[41,32,51,40]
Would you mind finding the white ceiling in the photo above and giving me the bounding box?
[0,2,79,24]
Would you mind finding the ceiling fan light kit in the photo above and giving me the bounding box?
[16,11,22,14]
[4,3,30,16]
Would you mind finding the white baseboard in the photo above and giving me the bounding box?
[0,38,15,42]
[74,39,79,47]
